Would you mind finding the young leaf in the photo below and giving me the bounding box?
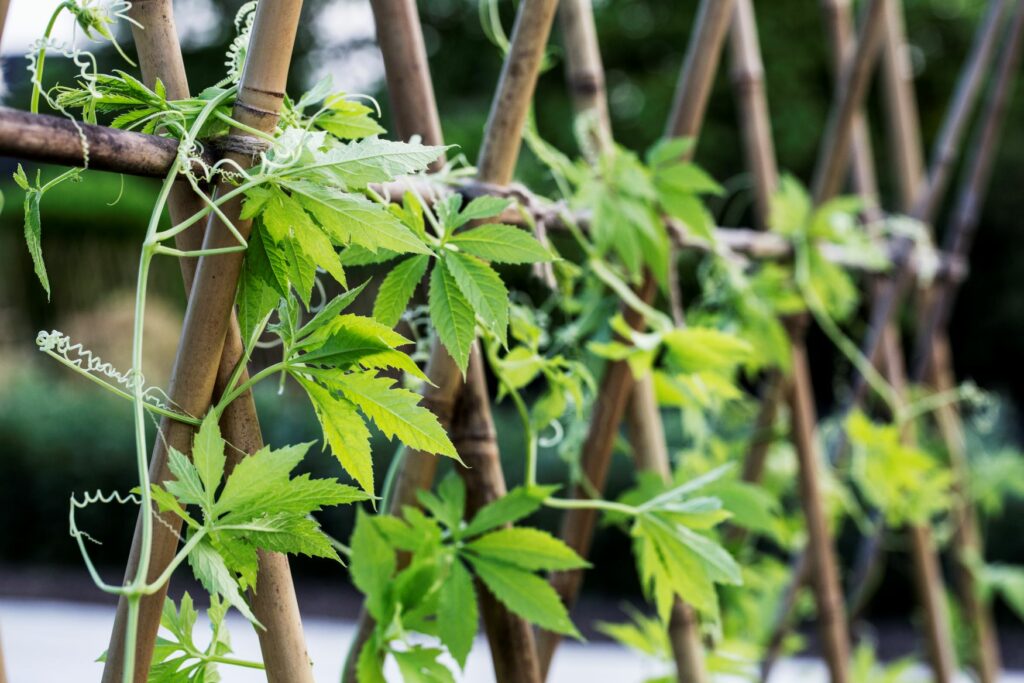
[237,226,284,341]
[23,190,49,299]
[428,258,476,375]
[464,554,581,638]
[452,195,513,228]
[301,379,375,493]
[187,539,260,627]
[373,255,430,328]
[192,412,226,509]
[350,510,397,622]
[392,646,456,683]
[437,557,477,667]
[462,485,557,538]
[466,527,589,572]
[442,251,509,346]
[450,224,553,264]
[294,279,370,341]
[332,370,458,460]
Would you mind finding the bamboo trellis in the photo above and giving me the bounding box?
[0,1,1018,682]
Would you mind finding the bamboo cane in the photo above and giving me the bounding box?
[537,1,735,676]
[340,1,454,678]
[910,6,1024,677]
[448,2,562,680]
[728,3,851,681]
[102,2,311,681]
[558,2,708,681]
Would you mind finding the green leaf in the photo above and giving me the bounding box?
[453,195,513,227]
[301,379,375,493]
[297,314,427,381]
[443,251,509,345]
[295,279,370,341]
[438,557,477,667]
[163,447,206,511]
[237,226,285,341]
[769,175,812,237]
[356,639,387,683]
[287,137,445,190]
[462,485,557,538]
[333,370,458,460]
[464,554,580,638]
[428,258,476,375]
[192,412,226,510]
[373,255,430,328]
[286,179,431,255]
[392,646,456,683]
[23,191,49,299]
[467,527,589,571]
[417,474,466,532]
[450,224,553,264]
[661,327,752,376]
[315,98,387,140]
[187,538,260,626]
[351,510,397,621]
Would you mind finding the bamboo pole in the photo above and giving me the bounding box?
[558,2,707,681]
[537,2,734,677]
[340,1,454,679]
[102,2,312,681]
[448,2,562,680]
[911,6,1024,677]
[729,3,851,681]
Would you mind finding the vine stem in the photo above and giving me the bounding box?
[543,496,638,517]
[29,1,73,114]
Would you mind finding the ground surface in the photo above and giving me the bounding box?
[3,597,1023,682]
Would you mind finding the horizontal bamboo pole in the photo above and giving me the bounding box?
[0,106,214,176]
[102,2,308,681]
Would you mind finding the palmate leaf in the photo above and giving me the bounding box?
[463,553,580,638]
[295,314,427,381]
[428,258,476,375]
[373,255,430,328]
[449,195,513,228]
[393,646,456,683]
[192,413,226,511]
[236,225,284,342]
[314,98,387,140]
[461,484,557,538]
[449,223,553,264]
[443,251,509,346]
[351,510,397,622]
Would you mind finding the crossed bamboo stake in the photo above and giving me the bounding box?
[0,1,1015,682]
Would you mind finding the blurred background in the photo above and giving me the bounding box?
[0,0,1022,670]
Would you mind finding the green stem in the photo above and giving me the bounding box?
[30,2,72,114]
[215,361,290,415]
[40,349,200,426]
[543,496,639,517]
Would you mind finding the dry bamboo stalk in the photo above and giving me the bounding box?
[0,0,9,47]
[447,1,563,681]
[0,106,214,177]
[786,330,851,683]
[811,0,888,205]
[558,2,707,680]
[908,524,958,681]
[102,2,311,681]
[0,627,6,683]
[340,1,454,679]
[665,0,736,140]
[538,2,735,676]
[880,0,925,210]
[728,4,851,680]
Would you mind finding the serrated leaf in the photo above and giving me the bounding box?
[351,510,396,621]
[373,255,430,328]
[193,413,226,509]
[187,539,260,626]
[315,104,386,140]
[452,195,513,227]
[467,527,589,571]
[301,379,375,493]
[163,447,206,510]
[23,191,49,299]
[286,179,431,255]
[464,554,580,638]
[295,279,370,341]
[443,252,509,345]
[332,370,458,459]
[393,646,456,683]
[296,315,427,382]
[285,137,445,190]
[428,259,476,375]
[463,485,557,538]
[450,224,553,264]
[237,226,284,341]
[438,557,477,668]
